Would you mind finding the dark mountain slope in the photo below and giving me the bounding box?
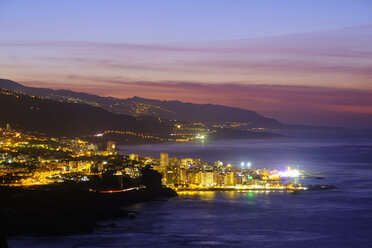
[0,79,283,128]
[0,89,170,137]
[125,96,283,127]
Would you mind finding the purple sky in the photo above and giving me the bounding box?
[1,0,372,128]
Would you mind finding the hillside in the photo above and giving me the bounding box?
[0,89,170,137]
[123,96,283,127]
[0,79,283,128]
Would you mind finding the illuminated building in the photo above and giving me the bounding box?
[68,161,78,170]
[152,164,162,173]
[165,166,177,185]
[129,154,139,161]
[214,173,225,186]
[181,158,194,167]
[187,171,201,185]
[214,161,223,168]
[179,169,187,183]
[90,163,104,172]
[224,172,235,186]
[86,143,98,150]
[235,175,243,185]
[107,141,116,154]
[278,166,300,177]
[0,127,305,190]
[200,171,214,187]
[195,158,201,167]
[169,157,178,166]
[77,161,91,171]
[124,167,141,178]
[160,152,169,168]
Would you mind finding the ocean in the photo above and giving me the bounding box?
[7,129,372,248]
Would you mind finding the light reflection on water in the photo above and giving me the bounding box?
[177,190,282,203]
[8,180,372,248]
[7,131,372,248]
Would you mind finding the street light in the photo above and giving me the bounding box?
[247,162,251,168]
[241,162,245,167]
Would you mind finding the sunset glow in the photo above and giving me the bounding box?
[1,0,372,128]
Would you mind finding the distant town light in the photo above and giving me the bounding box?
[195,134,206,140]
[278,166,300,177]
[80,176,89,181]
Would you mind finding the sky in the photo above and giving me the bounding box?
[0,0,372,129]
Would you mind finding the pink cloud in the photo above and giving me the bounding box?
[2,25,372,128]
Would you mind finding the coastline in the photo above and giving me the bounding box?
[175,188,295,192]
[0,183,177,239]
[89,129,283,147]
[174,184,335,193]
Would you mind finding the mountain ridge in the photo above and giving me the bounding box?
[0,78,283,128]
[0,88,170,137]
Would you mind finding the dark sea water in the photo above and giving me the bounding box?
[8,130,372,248]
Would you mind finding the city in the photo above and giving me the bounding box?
[1,1,371,247]
[1,125,304,191]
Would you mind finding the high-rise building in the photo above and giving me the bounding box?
[200,171,214,187]
[195,157,201,167]
[224,172,235,186]
[169,157,178,166]
[187,171,201,185]
[165,166,178,185]
[179,169,187,184]
[107,141,116,154]
[160,152,169,168]
[214,173,225,186]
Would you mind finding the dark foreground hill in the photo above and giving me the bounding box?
[0,89,170,137]
[0,78,283,128]
[0,167,177,238]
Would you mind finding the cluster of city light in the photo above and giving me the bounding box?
[278,166,301,178]
[156,153,305,191]
[103,130,161,140]
[1,126,305,191]
[10,170,63,186]
[195,134,205,140]
[131,102,173,116]
[0,128,121,187]
[240,162,252,168]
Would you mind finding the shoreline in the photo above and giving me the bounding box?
[0,183,177,239]
[174,184,335,192]
[174,188,299,192]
